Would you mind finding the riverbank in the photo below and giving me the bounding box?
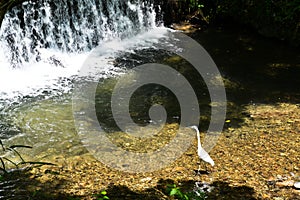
[1,102,299,199]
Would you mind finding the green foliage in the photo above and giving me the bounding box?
[93,190,109,200]
[189,0,204,10]
[167,184,189,200]
[212,0,300,43]
[271,0,300,23]
[166,184,207,200]
[214,0,300,24]
[162,0,300,45]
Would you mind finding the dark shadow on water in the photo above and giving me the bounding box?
[95,23,300,133]
[187,23,300,129]
[0,169,80,200]
[189,23,300,104]
[103,179,259,200]
[4,172,299,200]
[208,181,257,200]
[105,184,163,200]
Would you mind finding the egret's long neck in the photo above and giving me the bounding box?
[196,128,202,149]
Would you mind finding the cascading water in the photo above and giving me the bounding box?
[1,0,159,64]
[0,0,163,100]
[0,0,169,156]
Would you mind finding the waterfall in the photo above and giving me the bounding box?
[0,0,165,100]
[0,0,159,66]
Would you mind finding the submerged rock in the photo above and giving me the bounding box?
[294,182,300,189]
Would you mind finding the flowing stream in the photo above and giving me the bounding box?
[0,0,161,99]
[1,0,298,169]
[0,0,172,162]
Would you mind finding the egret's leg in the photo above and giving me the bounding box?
[195,162,202,175]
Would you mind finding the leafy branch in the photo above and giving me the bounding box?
[166,184,207,200]
[0,139,54,174]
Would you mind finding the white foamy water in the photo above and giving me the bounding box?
[0,0,166,101]
[0,50,87,99]
[0,27,170,102]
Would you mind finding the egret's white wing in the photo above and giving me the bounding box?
[198,148,215,166]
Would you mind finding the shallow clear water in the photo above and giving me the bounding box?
[0,0,168,164]
[1,1,299,168]
[0,28,173,163]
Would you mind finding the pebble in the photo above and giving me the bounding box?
[276,175,283,180]
[294,182,300,189]
[273,197,284,200]
[276,180,294,187]
[140,177,152,182]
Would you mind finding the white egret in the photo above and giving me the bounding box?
[190,125,215,167]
